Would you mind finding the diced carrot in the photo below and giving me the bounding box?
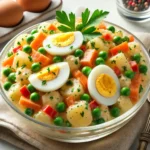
[13,46,22,53]
[130,73,141,103]
[98,22,107,29]
[2,54,15,67]
[65,96,75,107]
[19,96,41,111]
[30,32,47,50]
[80,49,98,68]
[31,50,52,67]
[110,42,129,56]
[129,35,134,42]
[73,70,88,90]
[89,100,100,109]
[47,24,57,31]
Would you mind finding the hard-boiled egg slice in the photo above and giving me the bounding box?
[29,62,70,92]
[88,65,120,106]
[43,31,83,56]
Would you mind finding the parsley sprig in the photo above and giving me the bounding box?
[56,8,109,40]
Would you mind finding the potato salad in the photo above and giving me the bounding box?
[1,9,149,127]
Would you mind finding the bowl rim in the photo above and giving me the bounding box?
[0,19,150,131]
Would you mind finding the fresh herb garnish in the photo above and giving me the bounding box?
[56,8,109,40]
[80,111,84,117]
[42,80,47,85]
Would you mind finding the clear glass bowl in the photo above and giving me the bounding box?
[117,0,150,22]
[0,20,150,143]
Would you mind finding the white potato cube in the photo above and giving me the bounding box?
[67,101,92,127]
[60,78,84,100]
[34,111,52,125]
[12,51,32,70]
[65,55,80,72]
[100,105,112,121]
[42,91,63,108]
[14,34,28,47]
[128,42,142,56]
[119,75,131,88]
[116,96,133,113]
[110,53,131,72]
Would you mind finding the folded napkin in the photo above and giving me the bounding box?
[0,33,150,150]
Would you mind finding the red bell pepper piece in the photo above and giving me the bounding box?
[113,66,121,76]
[89,100,99,110]
[80,45,87,51]
[20,85,30,98]
[13,46,22,53]
[130,61,138,72]
[102,33,112,41]
[43,105,57,119]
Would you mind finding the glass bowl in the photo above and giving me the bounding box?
[116,0,150,22]
[0,20,150,143]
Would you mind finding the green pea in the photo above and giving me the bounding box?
[92,118,105,125]
[53,56,63,63]
[124,70,135,79]
[120,87,130,96]
[38,47,46,55]
[25,108,34,116]
[82,66,92,76]
[8,72,16,82]
[26,35,34,44]
[31,29,38,35]
[139,64,148,74]
[80,93,91,102]
[7,51,13,57]
[3,81,12,91]
[2,68,12,77]
[110,107,120,117]
[92,108,101,119]
[56,102,66,112]
[95,57,105,65]
[54,117,64,126]
[98,51,108,60]
[30,92,40,102]
[23,45,32,54]
[107,26,115,33]
[132,54,141,63]
[27,84,36,93]
[31,63,41,72]
[113,36,122,45]
[74,49,84,58]
[122,36,129,42]
[139,85,143,93]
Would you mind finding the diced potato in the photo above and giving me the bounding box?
[60,78,84,100]
[12,51,32,70]
[38,22,49,34]
[110,53,131,72]
[119,75,131,88]
[16,67,31,85]
[67,101,92,127]
[87,37,109,52]
[100,105,112,121]
[42,91,63,108]
[139,53,147,65]
[14,34,28,47]
[65,55,80,72]
[128,42,142,56]
[8,83,22,102]
[116,96,133,113]
[114,30,123,38]
[140,73,150,89]
[34,111,52,125]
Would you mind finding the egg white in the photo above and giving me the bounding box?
[29,62,70,92]
[88,65,120,106]
[43,31,83,56]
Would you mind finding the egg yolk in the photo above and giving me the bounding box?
[96,74,117,98]
[37,66,59,81]
[52,32,75,47]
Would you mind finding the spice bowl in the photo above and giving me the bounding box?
[116,0,150,21]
